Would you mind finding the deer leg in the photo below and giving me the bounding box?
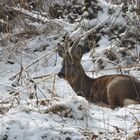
[107,91,120,108]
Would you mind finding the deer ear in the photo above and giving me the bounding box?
[57,43,65,58]
[73,45,83,60]
[71,37,83,59]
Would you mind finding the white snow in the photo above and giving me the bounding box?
[0,0,140,140]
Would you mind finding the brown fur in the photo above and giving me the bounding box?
[57,41,140,108]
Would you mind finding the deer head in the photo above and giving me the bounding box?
[57,37,84,83]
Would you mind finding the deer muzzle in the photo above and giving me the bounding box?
[58,72,65,78]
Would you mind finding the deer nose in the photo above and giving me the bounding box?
[58,72,65,78]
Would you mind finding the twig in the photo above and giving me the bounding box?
[32,64,140,80]
[130,111,140,127]
[9,48,57,81]
[86,64,140,73]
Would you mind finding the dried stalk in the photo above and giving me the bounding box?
[1,74,56,104]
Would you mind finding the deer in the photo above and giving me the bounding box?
[57,37,140,108]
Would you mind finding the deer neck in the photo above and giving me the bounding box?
[68,68,93,98]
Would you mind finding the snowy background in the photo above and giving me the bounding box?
[0,0,140,139]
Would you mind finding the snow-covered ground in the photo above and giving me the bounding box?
[0,0,140,139]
